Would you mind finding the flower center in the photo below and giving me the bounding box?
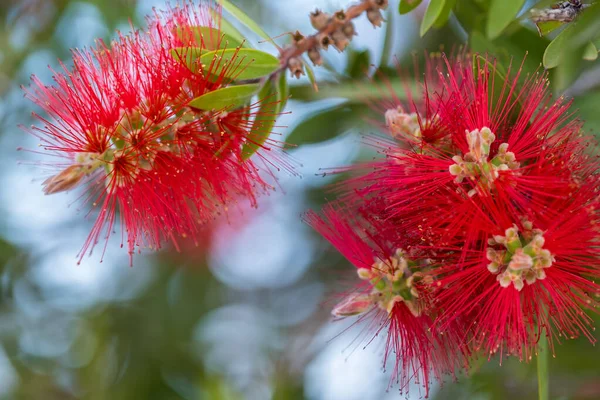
[486,220,554,291]
[449,127,519,196]
[332,249,427,318]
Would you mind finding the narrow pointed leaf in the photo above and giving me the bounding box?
[487,0,526,39]
[177,26,245,50]
[200,49,279,80]
[277,67,290,112]
[303,61,318,92]
[188,84,260,110]
[209,9,248,47]
[543,25,572,69]
[241,73,287,160]
[533,20,564,36]
[433,0,456,28]
[170,47,204,71]
[420,0,447,37]
[399,0,423,14]
[217,0,272,42]
[285,104,360,148]
[583,41,598,61]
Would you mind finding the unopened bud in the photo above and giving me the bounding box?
[368,0,389,9]
[332,292,373,317]
[42,164,86,195]
[332,29,350,51]
[288,57,304,78]
[366,8,384,27]
[307,47,323,66]
[342,22,356,38]
[310,9,330,31]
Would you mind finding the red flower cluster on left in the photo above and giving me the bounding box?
[23,1,286,263]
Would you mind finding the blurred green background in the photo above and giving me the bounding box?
[1,0,599,399]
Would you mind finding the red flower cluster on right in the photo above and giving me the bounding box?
[306,55,600,396]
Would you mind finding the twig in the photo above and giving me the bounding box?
[277,0,388,79]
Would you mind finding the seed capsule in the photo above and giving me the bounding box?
[310,9,329,30]
[307,47,323,66]
[288,57,304,78]
[342,22,356,38]
[367,8,384,27]
[332,29,350,51]
[368,0,389,9]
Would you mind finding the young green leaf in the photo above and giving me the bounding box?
[486,0,526,39]
[303,61,318,92]
[217,0,272,43]
[399,0,423,15]
[170,47,204,71]
[420,0,447,37]
[200,49,280,80]
[188,84,260,110]
[209,9,248,47]
[241,74,287,160]
[583,41,599,61]
[472,53,521,117]
[380,8,394,66]
[346,49,371,79]
[277,68,290,113]
[285,104,359,148]
[534,20,564,36]
[433,0,456,29]
[177,26,245,50]
[543,25,572,69]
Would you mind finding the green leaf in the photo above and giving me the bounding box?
[380,8,394,66]
[472,52,522,117]
[170,47,204,71]
[399,0,423,14]
[543,25,572,69]
[209,9,248,48]
[486,0,525,39]
[563,2,600,49]
[177,26,245,51]
[420,0,446,37]
[188,84,259,110]
[304,61,318,92]
[241,74,287,160]
[534,20,564,36]
[454,0,487,33]
[200,49,279,80]
[543,4,600,72]
[346,49,371,79]
[277,68,290,113]
[433,0,456,28]
[217,0,272,42]
[285,104,359,148]
[289,79,416,103]
[583,42,599,61]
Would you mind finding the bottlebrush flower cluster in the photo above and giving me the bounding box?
[23,1,287,263]
[307,55,600,395]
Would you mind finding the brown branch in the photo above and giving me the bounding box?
[277,0,388,79]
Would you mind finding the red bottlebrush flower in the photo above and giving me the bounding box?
[323,53,600,364]
[305,205,468,397]
[430,185,600,361]
[342,55,593,251]
[23,1,286,264]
